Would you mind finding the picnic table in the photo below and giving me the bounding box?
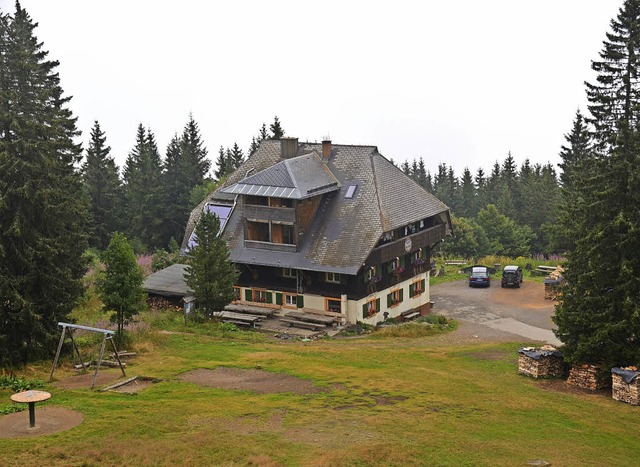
[11,390,51,428]
[225,304,276,317]
[284,311,335,325]
[213,311,262,327]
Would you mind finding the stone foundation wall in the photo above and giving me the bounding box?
[567,364,610,390]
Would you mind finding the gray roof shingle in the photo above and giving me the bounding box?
[182,139,450,275]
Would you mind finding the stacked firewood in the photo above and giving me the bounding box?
[611,367,640,405]
[567,364,611,390]
[518,346,565,379]
[543,266,565,300]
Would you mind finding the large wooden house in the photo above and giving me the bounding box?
[181,138,451,325]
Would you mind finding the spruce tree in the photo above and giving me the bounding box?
[458,168,476,218]
[269,116,284,139]
[214,146,229,180]
[161,115,211,246]
[586,0,640,149]
[184,209,237,317]
[554,1,640,367]
[0,3,89,366]
[230,142,244,169]
[82,121,122,249]
[122,125,164,251]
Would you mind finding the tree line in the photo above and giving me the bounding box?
[398,152,560,258]
[84,115,286,253]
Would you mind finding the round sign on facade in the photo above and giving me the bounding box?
[404,237,412,253]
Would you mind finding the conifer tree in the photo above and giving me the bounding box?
[458,167,476,218]
[184,209,237,317]
[0,3,89,366]
[214,145,229,180]
[122,125,164,250]
[160,114,211,246]
[269,116,285,139]
[554,1,640,367]
[230,142,244,169]
[400,160,410,175]
[82,121,122,249]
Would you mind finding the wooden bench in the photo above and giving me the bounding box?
[401,310,421,320]
[279,319,327,331]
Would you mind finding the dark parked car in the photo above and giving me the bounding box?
[501,265,523,288]
[469,266,491,287]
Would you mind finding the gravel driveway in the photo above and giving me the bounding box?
[430,279,561,346]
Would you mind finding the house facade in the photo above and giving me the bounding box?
[182,138,451,325]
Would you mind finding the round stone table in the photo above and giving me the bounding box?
[10,390,51,428]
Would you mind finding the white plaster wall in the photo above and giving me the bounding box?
[351,272,429,325]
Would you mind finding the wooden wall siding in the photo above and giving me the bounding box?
[271,223,284,243]
[246,221,269,241]
[296,196,322,237]
[366,223,446,267]
[244,205,295,224]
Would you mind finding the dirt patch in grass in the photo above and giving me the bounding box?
[0,406,83,438]
[53,369,126,390]
[178,367,324,395]
[109,377,156,394]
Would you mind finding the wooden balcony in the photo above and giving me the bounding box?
[365,224,446,268]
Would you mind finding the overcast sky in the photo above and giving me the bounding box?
[1,0,623,176]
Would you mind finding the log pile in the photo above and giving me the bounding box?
[518,346,564,379]
[567,364,610,390]
[611,367,640,405]
[543,267,565,300]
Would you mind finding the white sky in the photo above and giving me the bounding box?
[1,0,622,176]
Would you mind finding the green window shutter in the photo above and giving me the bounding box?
[387,293,393,308]
[409,283,415,298]
[362,303,368,319]
[266,291,273,303]
[399,289,404,302]
[421,279,426,292]
[245,289,252,301]
[376,298,380,312]
[297,295,304,308]
[276,292,283,305]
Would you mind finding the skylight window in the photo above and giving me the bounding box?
[345,185,357,199]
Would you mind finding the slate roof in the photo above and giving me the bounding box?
[181,139,450,275]
[220,153,340,199]
[143,263,192,297]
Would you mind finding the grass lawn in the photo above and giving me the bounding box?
[1,324,638,466]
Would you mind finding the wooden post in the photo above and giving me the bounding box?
[92,334,108,389]
[67,329,86,370]
[108,336,127,378]
[49,326,67,382]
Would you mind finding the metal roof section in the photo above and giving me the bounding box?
[220,153,341,200]
[143,263,192,297]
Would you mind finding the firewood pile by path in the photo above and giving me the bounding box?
[518,346,565,379]
[567,364,611,390]
[611,367,640,405]
[543,266,565,300]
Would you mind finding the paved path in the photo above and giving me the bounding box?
[430,279,561,346]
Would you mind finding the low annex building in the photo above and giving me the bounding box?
[181,138,452,325]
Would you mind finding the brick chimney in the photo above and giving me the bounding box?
[322,136,332,160]
[280,137,298,159]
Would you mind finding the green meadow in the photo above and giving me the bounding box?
[1,321,638,466]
